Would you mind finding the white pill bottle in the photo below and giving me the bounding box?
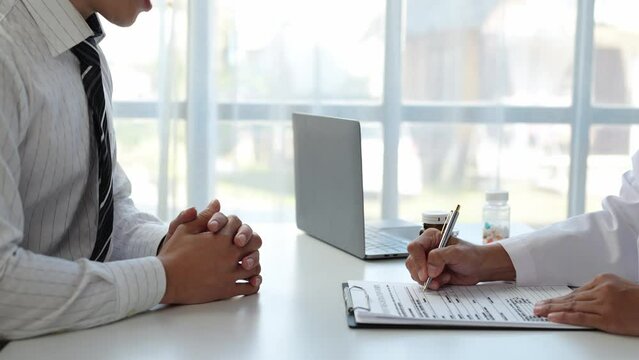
[482,191,510,244]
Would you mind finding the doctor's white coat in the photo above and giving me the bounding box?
[500,151,639,286]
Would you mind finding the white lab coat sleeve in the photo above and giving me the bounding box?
[499,152,639,286]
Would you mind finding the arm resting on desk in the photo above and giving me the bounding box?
[501,152,639,286]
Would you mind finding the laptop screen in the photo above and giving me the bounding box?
[293,113,367,258]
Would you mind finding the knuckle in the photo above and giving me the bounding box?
[600,283,615,295]
[253,264,262,275]
[197,207,213,218]
[214,212,228,222]
[601,273,615,280]
[227,215,241,224]
[423,228,440,237]
[447,245,462,257]
[253,235,263,248]
[407,242,421,253]
[409,270,418,282]
[427,250,441,264]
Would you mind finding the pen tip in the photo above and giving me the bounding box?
[455,204,460,211]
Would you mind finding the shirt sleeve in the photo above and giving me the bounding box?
[500,152,639,286]
[109,162,167,260]
[0,50,165,341]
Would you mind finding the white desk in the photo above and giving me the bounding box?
[2,224,639,360]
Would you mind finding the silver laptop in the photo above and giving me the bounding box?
[293,113,421,259]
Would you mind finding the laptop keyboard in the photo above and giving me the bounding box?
[365,226,411,255]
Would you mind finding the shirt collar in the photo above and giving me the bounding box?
[21,0,105,57]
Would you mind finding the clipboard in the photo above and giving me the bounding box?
[342,281,588,330]
[342,283,370,328]
[342,282,455,329]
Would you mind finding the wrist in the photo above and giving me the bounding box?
[478,243,516,282]
[158,255,175,304]
[157,235,167,255]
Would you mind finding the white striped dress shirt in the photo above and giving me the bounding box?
[0,0,168,339]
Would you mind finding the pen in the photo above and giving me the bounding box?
[422,204,461,291]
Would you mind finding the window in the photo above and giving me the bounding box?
[105,0,637,228]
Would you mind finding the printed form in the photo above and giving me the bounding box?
[346,281,582,329]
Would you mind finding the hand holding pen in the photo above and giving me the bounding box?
[405,204,516,290]
[422,205,460,291]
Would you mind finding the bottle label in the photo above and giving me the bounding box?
[482,222,510,244]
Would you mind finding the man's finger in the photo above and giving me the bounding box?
[248,275,262,287]
[238,233,262,258]
[208,199,221,213]
[240,250,260,270]
[575,276,602,292]
[547,311,602,329]
[235,264,261,280]
[234,224,253,247]
[407,242,428,282]
[429,272,452,290]
[179,200,221,234]
[534,300,600,317]
[208,212,229,233]
[405,257,422,284]
[217,215,243,237]
[233,278,262,296]
[536,289,597,307]
[168,207,197,236]
[196,199,221,225]
[408,230,441,282]
[426,245,461,279]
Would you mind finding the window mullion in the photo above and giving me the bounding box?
[381,0,403,220]
[568,0,595,217]
[186,0,216,209]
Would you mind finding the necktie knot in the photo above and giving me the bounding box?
[71,38,101,69]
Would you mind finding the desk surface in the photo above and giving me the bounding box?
[2,224,639,360]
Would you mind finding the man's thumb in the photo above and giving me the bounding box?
[182,200,220,233]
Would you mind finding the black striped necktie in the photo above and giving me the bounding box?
[71,14,113,262]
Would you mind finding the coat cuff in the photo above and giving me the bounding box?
[499,235,540,285]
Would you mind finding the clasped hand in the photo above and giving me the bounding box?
[158,199,262,304]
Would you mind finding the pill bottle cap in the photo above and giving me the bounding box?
[486,191,509,202]
[421,211,449,224]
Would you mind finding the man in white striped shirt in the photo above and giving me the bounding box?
[0,0,262,340]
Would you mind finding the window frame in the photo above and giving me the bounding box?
[113,0,636,219]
